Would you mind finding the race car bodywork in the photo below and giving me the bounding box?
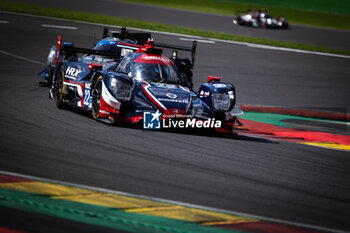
[233,10,288,29]
[49,35,243,132]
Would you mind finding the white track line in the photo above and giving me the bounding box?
[1,10,349,59]
[41,24,77,30]
[0,50,44,65]
[0,20,9,24]
[247,43,350,59]
[179,37,216,44]
[0,170,346,233]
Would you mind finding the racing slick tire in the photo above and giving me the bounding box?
[282,21,289,29]
[53,68,65,108]
[236,16,244,25]
[91,76,103,120]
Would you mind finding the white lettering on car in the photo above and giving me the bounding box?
[65,67,82,79]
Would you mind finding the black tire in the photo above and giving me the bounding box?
[54,68,65,108]
[46,67,54,86]
[237,16,243,25]
[91,76,103,119]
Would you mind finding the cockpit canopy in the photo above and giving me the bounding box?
[115,53,180,84]
[93,37,137,53]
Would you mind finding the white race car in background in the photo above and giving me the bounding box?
[233,10,289,29]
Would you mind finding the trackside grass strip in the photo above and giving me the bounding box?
[116,0,350,31]
[0,1,349,56]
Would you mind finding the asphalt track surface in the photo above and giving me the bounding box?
[9,0,350,51]
[0,11,350,233]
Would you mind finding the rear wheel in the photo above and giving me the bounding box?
[54,68,65,108]
[91,76,103,119]
[282,21,289,29]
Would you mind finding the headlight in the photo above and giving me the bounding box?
[212,92,231,112]
[211,90,235,112]
[267,18,272,25]
[110,78,117,89]
[109,77,133,102]
[228,90,235,100]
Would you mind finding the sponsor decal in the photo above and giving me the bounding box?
[213,83,227,88]
[135,54,173,66]
[65,67,82,79]
[166,93,177,99]
[142,56,170,63]
[143,110,162,129]
[152,83,177,89]
[143,111,221,130]
[199,91,210,98]
[83,84,91,108]
[158,98,188,104]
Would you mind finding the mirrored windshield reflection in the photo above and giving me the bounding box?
[130,63,179,84]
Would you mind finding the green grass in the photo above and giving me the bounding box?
[1,0,349,56]
[116,0,350,31]
[203,0,350,15]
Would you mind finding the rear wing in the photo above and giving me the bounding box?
[154,41,197,68]
[55,27,197,68]
[54,36,140,65]
[103,27,197,68]
[103,27,151,45]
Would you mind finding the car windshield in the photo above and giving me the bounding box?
[117,38,137,44]
[94,44,117,53]
[129,62,179,84]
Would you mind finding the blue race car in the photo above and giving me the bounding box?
[48,34,243,132]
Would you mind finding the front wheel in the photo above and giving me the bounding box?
[91,76,103,119]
